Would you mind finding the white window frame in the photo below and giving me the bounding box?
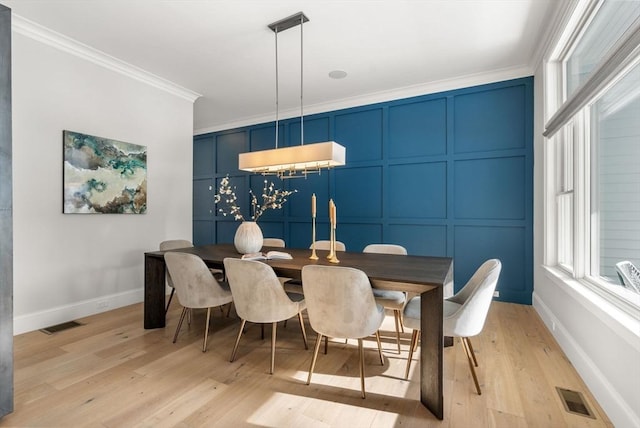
[544,0,640,319]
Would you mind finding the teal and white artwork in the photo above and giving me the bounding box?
[63,130,147,214]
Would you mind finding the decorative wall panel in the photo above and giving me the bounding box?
[388,162,447,219]
[335,108,383,162]
[454,85,526,153]
[195,77,533,304]
[389,98,447,158]
[454,156,526,219]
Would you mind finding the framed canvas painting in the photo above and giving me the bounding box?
[63,130,147,214]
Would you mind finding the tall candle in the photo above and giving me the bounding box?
[311,193,316,217]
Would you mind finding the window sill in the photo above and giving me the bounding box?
[542,265,640,348]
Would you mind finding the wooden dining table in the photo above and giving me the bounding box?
[144,243,453,420]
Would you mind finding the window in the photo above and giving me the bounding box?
[556,122,574,271]
[565,0,640,97]
[546,0,640,313]
[590,65,640,289]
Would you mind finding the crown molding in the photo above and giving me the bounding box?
[193,64,533,135]
[12,14,201,103]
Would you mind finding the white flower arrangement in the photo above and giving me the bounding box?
[214,175,296,222]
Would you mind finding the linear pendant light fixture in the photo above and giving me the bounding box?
[238,12,346,179]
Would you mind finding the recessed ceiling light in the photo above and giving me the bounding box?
[329,70,347,79]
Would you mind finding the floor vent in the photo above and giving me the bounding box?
[556,387,595,419]
[40,320,83,335]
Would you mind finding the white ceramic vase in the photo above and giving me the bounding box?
[234,221,263,254]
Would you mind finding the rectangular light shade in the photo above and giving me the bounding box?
[238,141,346,173]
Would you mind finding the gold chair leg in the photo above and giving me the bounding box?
[173,307,188,343]
[298,312,308,350]
[202,307,211,353]
[465,336,478,367]
[324,335,329,355]
[187,308,191,325]
[405,329,419,379]
[307,333,323,385]
[358,338,366,399]
[393,310,401,354]
[374,331,384,365]
[460,337,481,395]
[270,322,277,374]
[230,319,246,362]
[399,309,405,333]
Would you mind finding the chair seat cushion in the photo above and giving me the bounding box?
[403,297,462,331]
[402,297,421,330]
[372,289,406,309]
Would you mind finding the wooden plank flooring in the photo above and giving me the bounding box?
[1,301,613,427]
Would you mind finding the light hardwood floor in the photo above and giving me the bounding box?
[2,301,612,427]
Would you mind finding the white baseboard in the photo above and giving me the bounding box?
[13,288,144,335]
[533,291,640,428]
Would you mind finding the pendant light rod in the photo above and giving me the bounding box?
[269,12,309,148]
[239,12,345,179]
[300,13,304,146]
[274,26,279,149]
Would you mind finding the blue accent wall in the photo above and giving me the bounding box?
[193,77,533,304]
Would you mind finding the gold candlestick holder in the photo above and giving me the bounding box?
[327,222,335,260]
[328,226,340,264]
[309,216,318,260]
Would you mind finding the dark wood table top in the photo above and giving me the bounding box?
[146,243,452,294]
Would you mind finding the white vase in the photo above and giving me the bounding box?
[234,221,263,254]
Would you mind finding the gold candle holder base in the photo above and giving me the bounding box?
[327,226,339,263]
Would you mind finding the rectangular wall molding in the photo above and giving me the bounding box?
[194,77,534,303]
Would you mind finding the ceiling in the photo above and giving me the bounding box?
[1,0,562,135]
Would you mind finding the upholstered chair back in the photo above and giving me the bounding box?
[160,239,193,288]
[362,244,407,255]
[311,240,346,251]
[262,238,286,248]
[224,258,304,323]
[301,265,384,339]
[444,259,501,338]
[164,252,232,309]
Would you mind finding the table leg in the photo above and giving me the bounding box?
[144,254,166,329]
[420,285,443,420]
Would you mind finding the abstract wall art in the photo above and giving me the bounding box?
[63,130,147,214]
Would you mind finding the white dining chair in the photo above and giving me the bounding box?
[302,265,385,398]
[402,259,501,393]
[224,257,308,374]
[159,239,194,314]
[363,244,408,354]
[164,252,234,352]
[312,240,346,251]
[160,239,224,314]
[283,240,346,296]
[262,238,286,248]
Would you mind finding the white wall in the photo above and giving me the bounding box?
[532,63,640,428]
[11,31,194,334]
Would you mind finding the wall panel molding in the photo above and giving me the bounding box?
[195,77,534,304]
